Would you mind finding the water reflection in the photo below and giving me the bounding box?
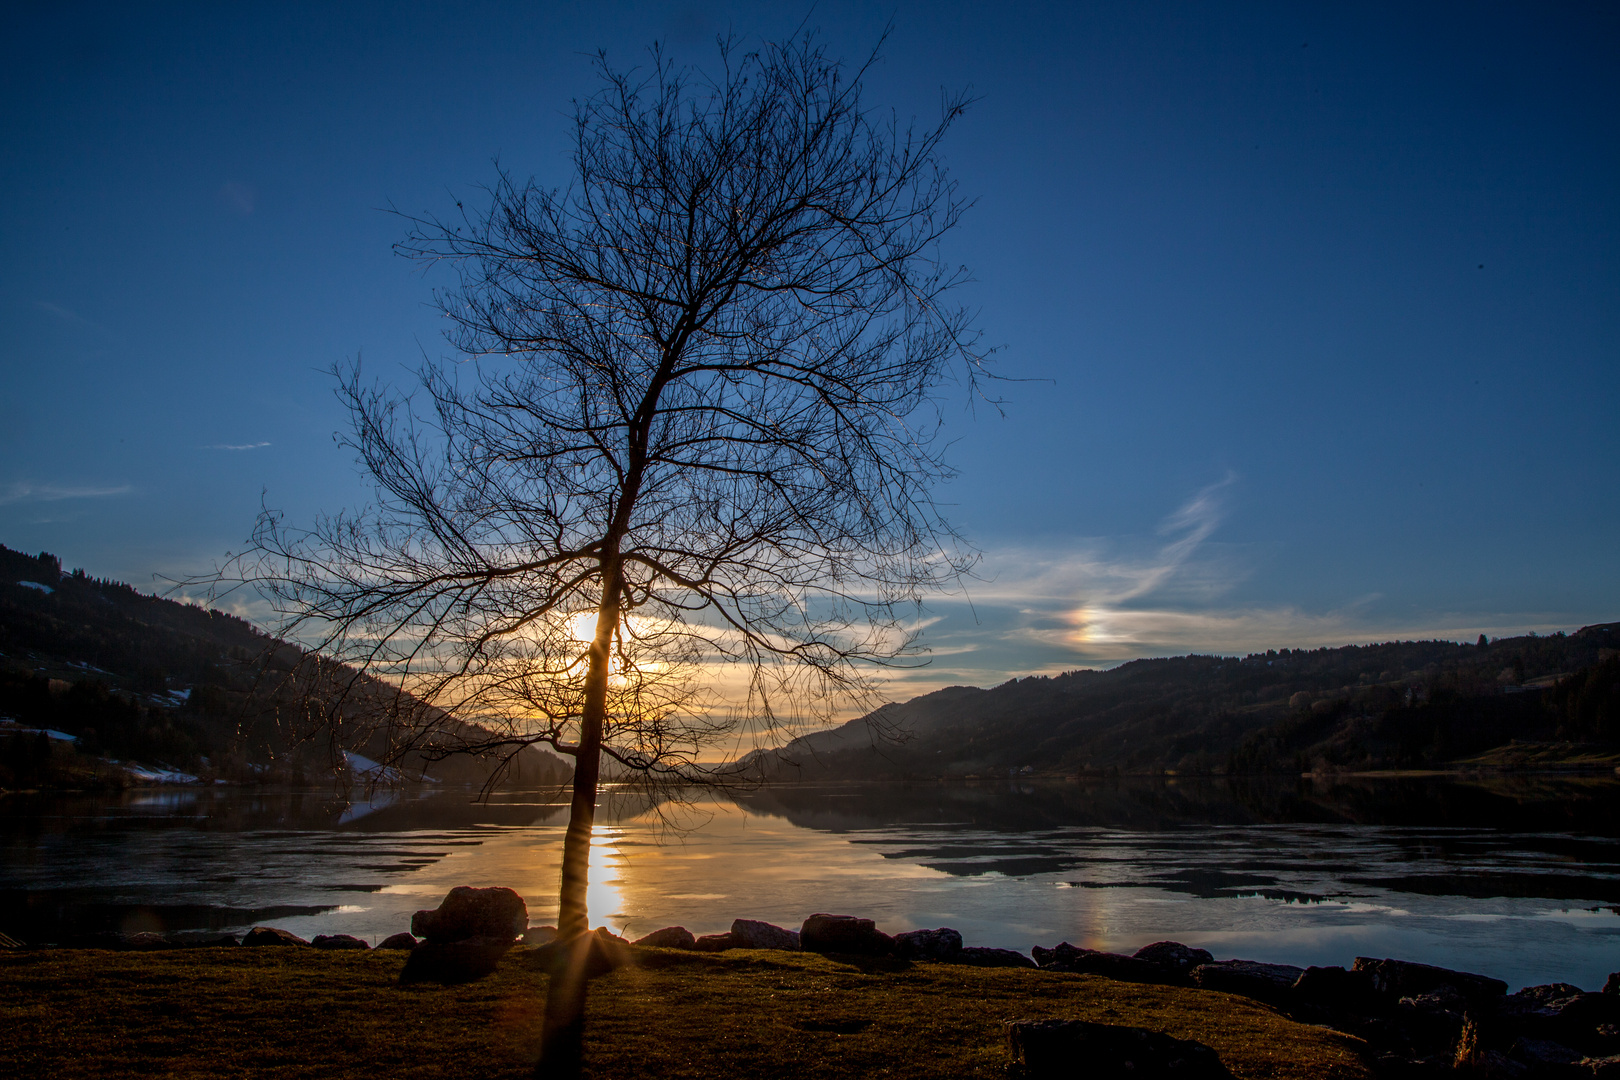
[2,776,1619,990]
[587,830,627,928]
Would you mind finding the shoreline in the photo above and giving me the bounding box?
[5,923,1618,1078]
[7,759,1620,795]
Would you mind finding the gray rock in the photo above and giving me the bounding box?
[1401,985,1467,1012]
[1497,984,1620,1053]
[67,931,176,950]
[374,932,418,951]
[311,933,370,950]
[1133,941,1214,975]
[951,946,1035,969]
[520,925,558,946]
[167,931,240,948]
[242,926,309,947]
[730,918,800,950]
[521,927,632,979]
[894,927,963,962]
[398,936,512,984]
[799,913,894,957]
[1033,943,1165,983]
[1352,956,1507,1002]
[1396,986,1469,1049]
[1190,960,1304,1003]
[632,926,696,950]
[1006,1018,1235,1078]
[1508,1036,1582,1068]
[410,886,527,944]
[693,932,736,951]
[1292,965,1381,1014]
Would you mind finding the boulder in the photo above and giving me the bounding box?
[1352,956,1507,1003]
[374,932,418,951]
[693,932,736,952]
[1607,972,1620,997]
[520,925,558,946]
[65,931,176,950]
[730,919,800,950]
[951,946,1036,969]
[1190,960,1304,1003]
[1033,943,1166,984]
[167,931,240,948]
[894,927,963,962]
[799,914,894,957]
[311,933,370,950]
[1395,986,1469,1051]
[1133,941,1214,976]
[1292,965,1382,1015]
[399,937,512,984]
[522,927,632,979]
[1031,942,1076,968]
[1508,1036,1583,1070]
[242,926,309,947]
[632,926,696,950]
[410,886,527,944]
[1497,984,1620,1051]
[1005,1018,1235,1078]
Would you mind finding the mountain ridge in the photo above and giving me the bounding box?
[0,544,569,789]
[757,627,1620,779]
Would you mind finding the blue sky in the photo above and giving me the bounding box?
[3,2,1616,694]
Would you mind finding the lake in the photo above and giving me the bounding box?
[4,774,1620,991]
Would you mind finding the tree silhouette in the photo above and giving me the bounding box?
[237,32,984,1075]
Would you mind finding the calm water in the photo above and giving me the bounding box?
[4,776,1620,991]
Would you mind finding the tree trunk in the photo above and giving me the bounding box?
[537,561,620,1079]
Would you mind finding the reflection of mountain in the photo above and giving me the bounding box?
[0,787,575,837]
[731,778,1620,911]
[752,626,1620,778]
[732,776,1620,837]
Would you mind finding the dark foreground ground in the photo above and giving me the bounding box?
[0,945,1370,1079]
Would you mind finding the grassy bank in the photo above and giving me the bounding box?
[0,945,1370,1079]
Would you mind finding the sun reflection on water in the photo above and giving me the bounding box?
[586,829,627,931]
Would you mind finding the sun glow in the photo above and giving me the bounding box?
[565,611,602,644]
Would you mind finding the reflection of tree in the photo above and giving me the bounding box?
[228,32,984,1077]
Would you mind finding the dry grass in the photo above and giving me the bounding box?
[0,946,1371,1079]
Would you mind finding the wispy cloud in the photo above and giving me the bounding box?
[870,474,1584,700]
[32,300,115,338]
[965,473,1244,608]
[0,482,132,506]
[203,442,272,451]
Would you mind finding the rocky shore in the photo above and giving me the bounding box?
[15,884,1620,1078]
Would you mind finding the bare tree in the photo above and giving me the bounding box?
[240,31,985,1076]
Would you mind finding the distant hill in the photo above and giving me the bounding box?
[0,544,569,789]
[756,627,1620,779]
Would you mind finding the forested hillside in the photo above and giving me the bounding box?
[0,545,568,789]
[758,626,1620,779]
